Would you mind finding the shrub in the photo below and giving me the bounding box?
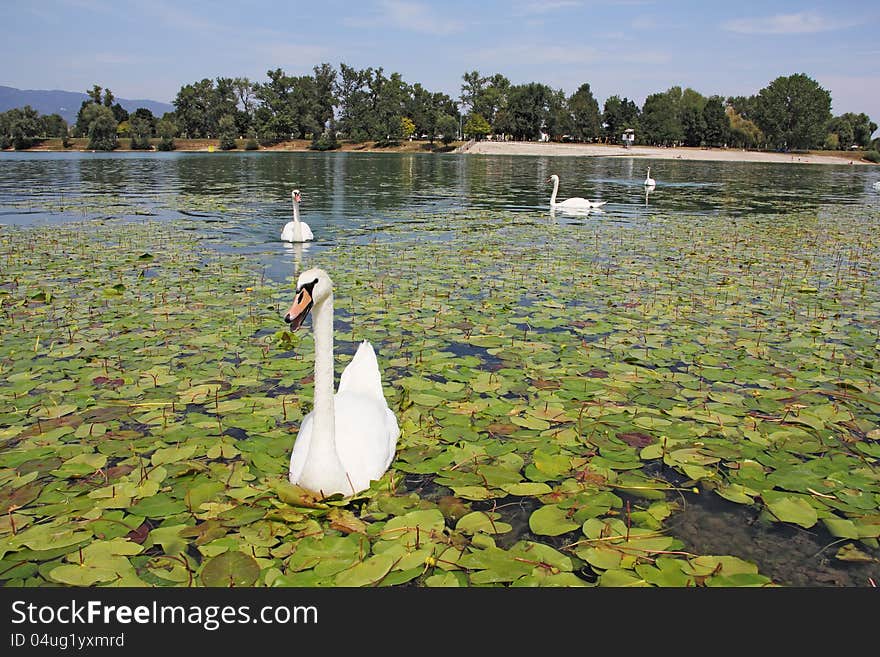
[309,131,339,151]
[244,138,259,151]
[157,137,175,151]
[863,150,880,163]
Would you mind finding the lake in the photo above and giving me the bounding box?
[1,150,879,588]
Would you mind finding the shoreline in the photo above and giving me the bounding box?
[460,140,873,166]
[4,137,876,166]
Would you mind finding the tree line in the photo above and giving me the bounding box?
[1,64,877,159]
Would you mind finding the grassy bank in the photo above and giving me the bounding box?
[4,137,462,154]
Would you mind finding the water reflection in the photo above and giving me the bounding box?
[282,240,311,277]
[2,151,878,235]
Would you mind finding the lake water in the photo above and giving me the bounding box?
[3,150,879,286]
[2,150,880,587]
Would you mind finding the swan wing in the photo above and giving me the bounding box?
[557,196,589,208]
[301,222,314,241]
[280,221,296,241]
[332,390,399,492]
[338,340,386,402]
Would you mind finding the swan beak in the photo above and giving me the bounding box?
[284,284,314,330]
[294,192,302,203]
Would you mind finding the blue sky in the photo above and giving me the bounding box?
[4,0,879,126]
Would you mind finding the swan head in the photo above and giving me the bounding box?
[284,267,331,330]
[291,189,302,203]
[547,174,559,183]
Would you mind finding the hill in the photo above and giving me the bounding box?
[0,86,173,124]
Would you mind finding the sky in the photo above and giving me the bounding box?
[4,0,879,127]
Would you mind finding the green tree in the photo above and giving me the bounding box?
[460,71,510,132]
[463,113,491,140]
[546,88,573,140]
[4,106,42,149]
[129,113,152,149]
[568,83,601,141]
[602,95,640,143]
[641,87,683,145]
[312,63,338,132]
[40,113,68,138]
[679,88,706,146]
[701,96,728,147]
[87,104,118,150]
[156,117,177,151]
[497,82,553,140]
[827,112,877,149]
[173,79,216,137]
[218,114,237,149]
[754,73,832,149]
[437,114,458,145]
[726,106,763,148]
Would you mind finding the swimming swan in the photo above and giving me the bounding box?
[547,174,607,210]
[644,168,656,188]
[280,189,314,243]
[283,268,399,497]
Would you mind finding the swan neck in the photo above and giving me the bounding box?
[310,292,337,461]
[550,177,559,205]
[292,200,302,241]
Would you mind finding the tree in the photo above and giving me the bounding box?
[545,88,573,140]
[702,96,727,147]
[129,113,152,149]
[827,112,877,149]
[218,114,237,149]
[726,106,763,149]
[602,95,640,143]
[463,113,491,140]
[156,117,177,151]
[4,106,42,149]
[568,83,601,141]
[460,71,510,132]
[401,116,415,140]
[754,73,831,149]
[87,104,118,150]
[40,113,68,139]
[641,88,683,145]
[437,114,458,145]
[173,79,216,137]
[679,88,706,146]
[497,83,553,140]
[312,63,337,132]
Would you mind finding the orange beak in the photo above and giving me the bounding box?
[284,286,314,330]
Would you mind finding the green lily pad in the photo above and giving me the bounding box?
[200,550,261,587]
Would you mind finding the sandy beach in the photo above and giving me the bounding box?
[460,140,872,166]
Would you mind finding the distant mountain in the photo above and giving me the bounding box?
[0,86,174,125]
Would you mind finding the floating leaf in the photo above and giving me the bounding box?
[200,551,260,587]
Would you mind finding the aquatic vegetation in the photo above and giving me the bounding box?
[1,204,878,588]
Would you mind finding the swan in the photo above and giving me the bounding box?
[547,174,607,211]
[283,267,399,497]
[280,189,314,243]
[644,168,656,188]
[873,181,880,191]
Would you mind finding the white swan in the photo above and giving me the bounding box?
[873,181,880,191]
[644,168,656,188]
[280,189,314,243]
[283,267,399,497]
[547,174,607,211]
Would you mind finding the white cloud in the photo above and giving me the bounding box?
[722,11,859,35]
[345,1,464,36]
[517,1,582,16]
